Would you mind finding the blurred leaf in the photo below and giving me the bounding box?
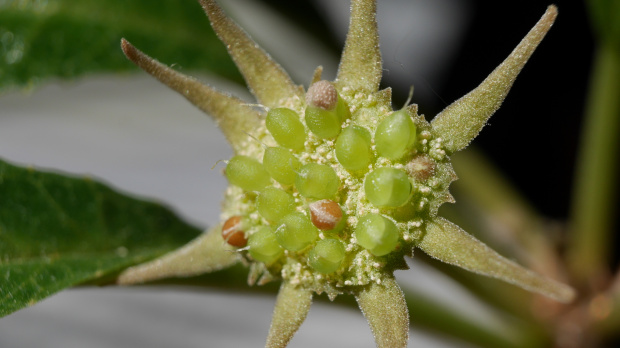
[0,0,241,92]
[0,158,201,317]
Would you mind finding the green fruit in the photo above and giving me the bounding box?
[308,238,346,273]
[257,187,296,222]
[336,96,351,121]
[275,212,318,251]
[263,147,301,185]
[335,126,372,171]
[266,108,306,150]
[364,167,411,207]
[248,226,283,264]
[354,214,399,256]
[304,80,349,139]
[295,163,340,199]
[226,155,270,192]
[305,107,342,139]
[375,109,417,160]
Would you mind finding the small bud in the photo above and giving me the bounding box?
[226,155,271,192]
[335,126,372,171]
[222,216,247,247]
[295,163,340,199]
[364,167,411,208]
[308,238,346,273]
[266,108,307,150]
[305,80,345,139]
[406,154,436,182]
[375,110,417,160]
[275,212,319,251]
[354,214,400,256]
[306,80,338,110]
[248,226,283,264]
[309,199,343,230]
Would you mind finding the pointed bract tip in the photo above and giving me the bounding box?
[547,4,558,18]
[265,282,313,348]
[539,5,558,32]
[356,277,409,348]
[197,0,303,107]
[430,5,558,153]
[419,217,576,303]
[120,38,140,64]
[335,0,382,93]
[120,37,130,54]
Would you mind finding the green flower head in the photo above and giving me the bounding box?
[117,1,574,347]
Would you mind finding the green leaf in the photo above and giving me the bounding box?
[0,158,201,317]
[0,0,240,92]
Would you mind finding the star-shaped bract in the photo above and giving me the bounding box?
[117,1,574,347]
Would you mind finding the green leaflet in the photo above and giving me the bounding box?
[0,0,240,92]
[0,158,201,317]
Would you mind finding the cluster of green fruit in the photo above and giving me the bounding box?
[221,80,436,278]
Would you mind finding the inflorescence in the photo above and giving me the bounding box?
[221,79,455,298]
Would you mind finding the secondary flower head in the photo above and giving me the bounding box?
[117,1,574,347]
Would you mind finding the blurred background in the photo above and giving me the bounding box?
[0,0,608,347]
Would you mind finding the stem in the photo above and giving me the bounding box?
[567,42,620,285]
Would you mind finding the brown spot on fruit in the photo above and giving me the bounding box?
[222,216,247,247]
[309,199,343,230]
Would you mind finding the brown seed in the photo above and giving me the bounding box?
[406,154,436,182]
[306,80,338,110]
[309,199,343,230]
[222,216,247,247]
